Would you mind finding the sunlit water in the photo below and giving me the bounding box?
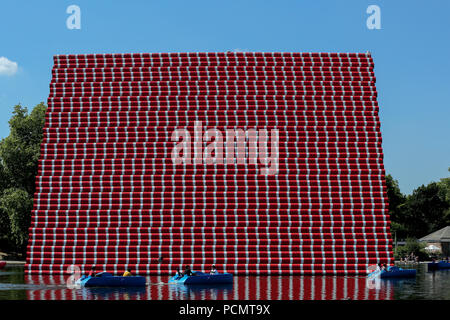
[0,264,449,300]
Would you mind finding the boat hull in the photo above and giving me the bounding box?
[169,272,233,285]
[368,267,416,279]
[379,269,416,278]
[428,261,450,271]
[77,272,146,287]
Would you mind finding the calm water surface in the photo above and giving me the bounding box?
[0,264,449,300]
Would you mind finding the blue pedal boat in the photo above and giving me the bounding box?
[368,266,416,279]
[169,271,233,285]
[428,261,450,271]
[76,272,146,287]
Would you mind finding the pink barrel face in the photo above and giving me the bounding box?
[25,52,393,275]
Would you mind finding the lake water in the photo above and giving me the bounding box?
[0,264,449,300]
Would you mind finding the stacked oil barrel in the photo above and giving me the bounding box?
[26,52,393,275]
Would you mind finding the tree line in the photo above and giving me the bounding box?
[0,102,449,257]
[386,172,450,241]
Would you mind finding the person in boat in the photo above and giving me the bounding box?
[123,269,132,277]
[210,265,218,275]
[175,268,183,278]
[376,263,382,271]
[88,266,97,277]
[184,265,194,276]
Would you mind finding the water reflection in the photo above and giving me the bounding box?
[23,274,394,300]
[393,269,450,300]
[79,286,148,300]
[169,283,234,300]
[5,265,450,300]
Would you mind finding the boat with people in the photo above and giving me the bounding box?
[368,266,416,279]
[76,272,146,287]
[427,260,450,271]
[0,261,6,270]
[169,271,233,285]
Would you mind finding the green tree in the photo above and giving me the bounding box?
[0,168,11,250]
[0,102,46,254]
[438,167,450,221]
[385,174,407,238]
[401,182,450,238]
[0,188,33,254]
[386,172,450,240]
[394,238,429,261]
[0,103,46,195]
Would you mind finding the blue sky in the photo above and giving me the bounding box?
[0,0,448,194]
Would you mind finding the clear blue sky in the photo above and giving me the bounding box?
[0,0,449,194]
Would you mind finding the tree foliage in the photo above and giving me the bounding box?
[0,103,47,255]
[387,171,450,240]
[385,174,406,228]
[394,238,429,261]
[402,182,449,238]
[0,103,46,194]
[0,188,33,253]
[438,167,450,221]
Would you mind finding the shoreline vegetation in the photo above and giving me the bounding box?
[0,103,449,261]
